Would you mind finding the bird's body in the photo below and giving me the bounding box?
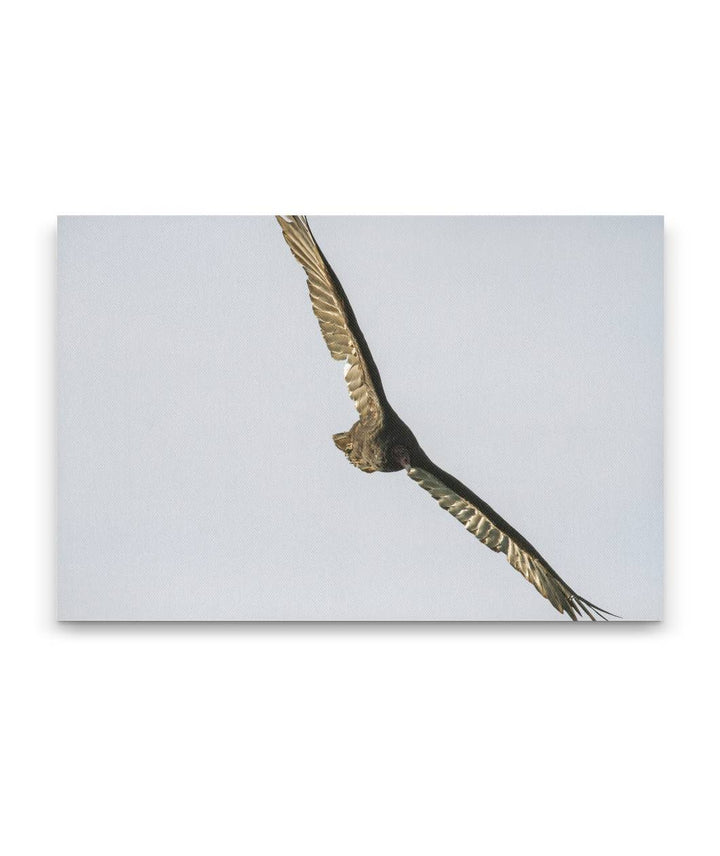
[333,407,417,473]
[277,215,615,621]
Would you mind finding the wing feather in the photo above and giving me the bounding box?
[407,461,615,621]
[277,215,387,423]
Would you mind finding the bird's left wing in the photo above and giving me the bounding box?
[276,215,387,423]
[407,459,614,620]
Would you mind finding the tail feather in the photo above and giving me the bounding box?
[333,432,352,453]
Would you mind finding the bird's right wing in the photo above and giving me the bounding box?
[277,215,387,423]
[407,459,615,621]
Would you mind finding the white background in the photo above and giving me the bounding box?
[2,1,717,854]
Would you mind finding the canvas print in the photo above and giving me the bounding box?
[57,216,663,620]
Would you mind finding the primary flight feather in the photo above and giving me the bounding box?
[277,215,615,621]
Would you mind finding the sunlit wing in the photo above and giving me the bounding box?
[277,215,387,423]
[407,460,615,620]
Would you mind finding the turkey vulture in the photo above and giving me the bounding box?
[277,215,615,621]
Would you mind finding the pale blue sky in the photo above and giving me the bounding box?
[57,216,663,620]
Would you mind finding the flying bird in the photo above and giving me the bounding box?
[277,215,615,621]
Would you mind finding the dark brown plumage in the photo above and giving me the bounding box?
[277,215,615,621]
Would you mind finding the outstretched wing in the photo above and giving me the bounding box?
[277,215,387,423]
[407,458,615,620]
